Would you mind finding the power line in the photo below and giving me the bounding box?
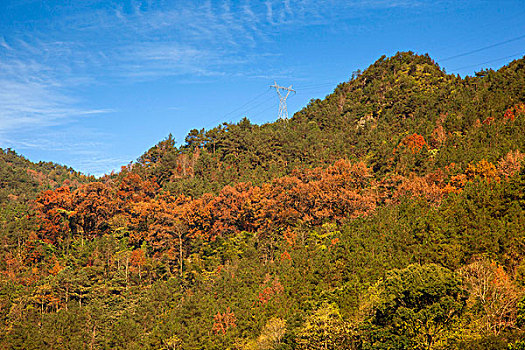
[203,88,272,129]
[295,86,337,93]
[429,8,525,54]
[449,52,524,71]
[208,94,276,127]
[223,98,278,123]
[236,94,276,116]
[294,81,338,89]
[234,81,336,122]
[221,88,271,119]
[250,101,280,120]
[439,33,525,62]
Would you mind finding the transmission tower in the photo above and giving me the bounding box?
[270,81,295,119]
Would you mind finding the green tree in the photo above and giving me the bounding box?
[361,264,466,350]
[296,303,353,350]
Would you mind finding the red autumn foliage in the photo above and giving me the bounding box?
[483,117,495,125]
[504,109,515,122]
[116,172,158,206]
[183,159,376,240]
[72,182,115,238]
[280,251,292,262]
[212,307,236,335]
[257,279,284,306]
[395,133,427,154]
[503,103,525,122]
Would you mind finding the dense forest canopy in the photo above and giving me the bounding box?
[1,52,525,349]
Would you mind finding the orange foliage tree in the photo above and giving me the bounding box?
[31,159,378,275]
[465,159,500,183]
[146,193,191,277]
[394,170,447,204]
[33,186,73,244]
[71,182,116,240]
[130,248,146,279]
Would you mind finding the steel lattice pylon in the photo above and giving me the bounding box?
[270,81,295,119]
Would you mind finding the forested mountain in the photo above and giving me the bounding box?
[1,52,525,349]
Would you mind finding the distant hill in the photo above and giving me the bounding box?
[0,148,93,203]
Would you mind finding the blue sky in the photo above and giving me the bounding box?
[1,0,524,176]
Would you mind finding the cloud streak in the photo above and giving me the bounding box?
[0,78,112,131]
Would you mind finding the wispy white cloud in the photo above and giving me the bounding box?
[0,54,112,132]
[114,43,222,79]
[16,0,424,82]
[0,36,12,50]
